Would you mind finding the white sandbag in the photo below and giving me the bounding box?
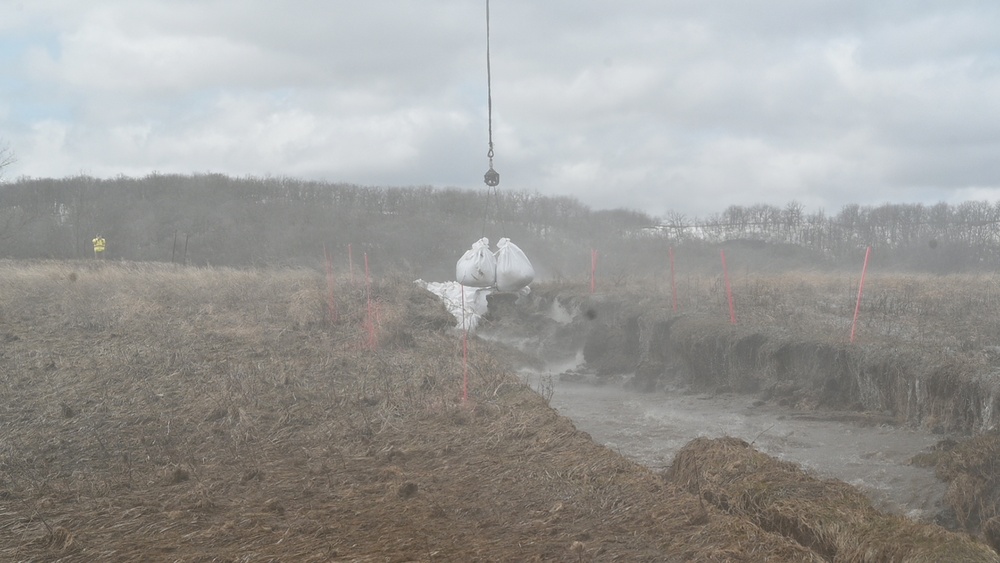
[417,279,492,331]
[456,237,496,288]
[494,237,534,292]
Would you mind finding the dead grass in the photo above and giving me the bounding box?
[0,259,834,561]
[2,260,997,560]
[631,269,1000,349]
[669,437,999,562]
[932,430,1000,533]
[528,271,1000,545]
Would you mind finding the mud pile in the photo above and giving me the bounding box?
[919,430,1000,552]
[670,437,999,562]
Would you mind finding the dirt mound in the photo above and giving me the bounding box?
[669,437,999,562]
[923,430,1000,540]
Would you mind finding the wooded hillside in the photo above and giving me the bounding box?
[1,173,997,277]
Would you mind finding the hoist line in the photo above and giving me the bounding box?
[481,186,490,238]
[479,185,507,240]
[480,0,507,240]
[495,185,508,237]
[486,0,495,161]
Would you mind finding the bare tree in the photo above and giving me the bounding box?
[0,141,15,180]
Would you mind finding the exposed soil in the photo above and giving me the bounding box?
[479,282,1000,548]
[0,261,996,561]
[483,286,1000,436]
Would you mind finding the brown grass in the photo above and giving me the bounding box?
[596,270,1000,349]
[932,430,1000,533]
[2,260,997,560]
[669,437,999,562]
[528,271,1000,544]
[0,259,833,561]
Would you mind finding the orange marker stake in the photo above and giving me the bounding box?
[721,249,736,325]
[850,246,872,344]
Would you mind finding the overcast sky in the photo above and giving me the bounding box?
[3,1,1000,219]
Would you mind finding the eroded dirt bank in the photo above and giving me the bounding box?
[487,288,1000,434]
[481,285,1000,547]
[670,437,993,562]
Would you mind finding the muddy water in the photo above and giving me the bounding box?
[520,354,951,523]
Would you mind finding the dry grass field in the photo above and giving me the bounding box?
[589,269,1000,349]
[0,260,997,561]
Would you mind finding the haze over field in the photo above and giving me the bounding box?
[3,1,1000,217]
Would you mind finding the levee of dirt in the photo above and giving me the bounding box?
[669,437,999,562]
[496,285,1000,436]
[492,285,1000,433]
[480,283,1000,545]
[662,317,1000,434]
[914,430,1000,553]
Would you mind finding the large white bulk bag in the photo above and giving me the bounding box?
[456,237,496,288]
[494,237,534,292]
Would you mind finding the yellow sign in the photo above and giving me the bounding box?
[92,236,106,255]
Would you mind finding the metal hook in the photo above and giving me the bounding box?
[484,166,500,187]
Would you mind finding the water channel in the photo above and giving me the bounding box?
[519,353,951,524]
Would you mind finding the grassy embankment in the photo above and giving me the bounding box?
[0,260,996,561]
[515,270,1000,546]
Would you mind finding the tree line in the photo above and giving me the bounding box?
[661,201,1000,271]
[0,173,996,277]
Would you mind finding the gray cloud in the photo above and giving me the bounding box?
[4,1,1000,219]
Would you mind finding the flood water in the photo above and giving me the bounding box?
[520,354,951,523]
